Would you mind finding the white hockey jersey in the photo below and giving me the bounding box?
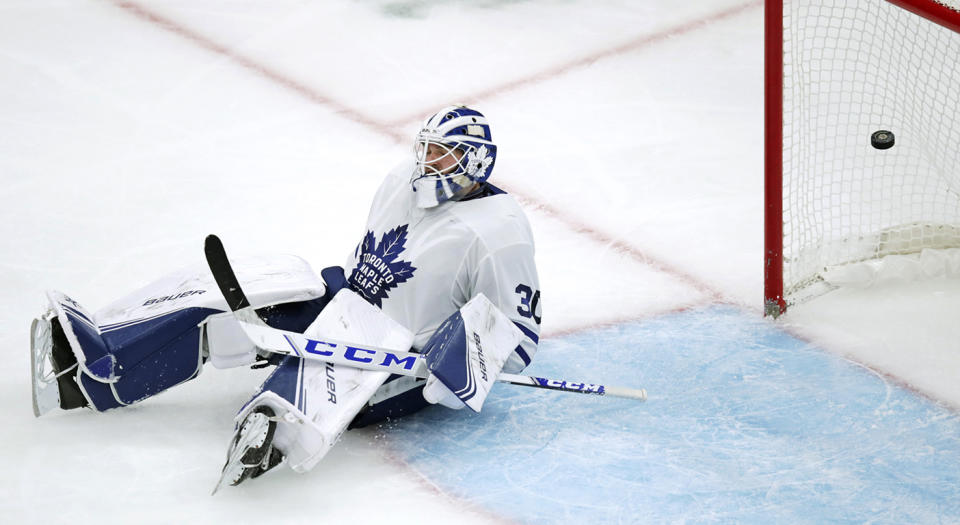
[344,160,541,372]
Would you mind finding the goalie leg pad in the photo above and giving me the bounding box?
[42,291,117,412]
[33,256,331,416]
[41,291,214,412]
[237,356,390,473]
[233,289,415,473]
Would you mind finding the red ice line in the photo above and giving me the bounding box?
[111,0,407,144]
[387,0,764,128]
[109,0,759,327]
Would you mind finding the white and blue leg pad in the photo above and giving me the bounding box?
[42,290,215,412]
[235,289,415,473]
[43,291,119,411]
[422,294,523,413]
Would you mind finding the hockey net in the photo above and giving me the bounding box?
[765,0,960,316]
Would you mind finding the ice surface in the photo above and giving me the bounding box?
[386,307,960,523]
[1,0,958,522]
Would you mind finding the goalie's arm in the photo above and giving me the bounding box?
[419,239,542,412]
[468,241,542,374]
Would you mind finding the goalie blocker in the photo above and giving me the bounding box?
[421,294,523,412]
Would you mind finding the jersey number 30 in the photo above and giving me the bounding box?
[515,284,542,325]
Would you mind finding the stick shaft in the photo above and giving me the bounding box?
[241,320,646,401]
[499,373,648,401]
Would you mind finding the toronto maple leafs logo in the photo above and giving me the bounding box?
[348,225,417,307]
[465,145,493,177]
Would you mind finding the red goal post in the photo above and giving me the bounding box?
[765,0,960,316]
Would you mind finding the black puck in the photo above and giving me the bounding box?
[871,130,895,150]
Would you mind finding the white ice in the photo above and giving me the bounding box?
[1,0,957,522]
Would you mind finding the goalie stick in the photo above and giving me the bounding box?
[204,234,647,401]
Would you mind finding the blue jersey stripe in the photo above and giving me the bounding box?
[514,344,532,367]
[513,321,539,344]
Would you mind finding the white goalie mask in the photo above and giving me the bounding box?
[411,105,497,208]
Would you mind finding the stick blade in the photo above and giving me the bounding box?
[204,234,251,311]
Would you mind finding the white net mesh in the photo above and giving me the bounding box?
[781,0,960,304]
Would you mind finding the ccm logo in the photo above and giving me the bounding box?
[302,338,418,370]
[534,378,604,394]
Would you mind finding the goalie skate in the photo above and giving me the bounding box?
[30,310,90,417]
[30,313,61,417]
[212,406,283,494]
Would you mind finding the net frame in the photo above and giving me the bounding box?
[765,0,960,316]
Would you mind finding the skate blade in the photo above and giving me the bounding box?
[31,316,60,417]
[211,414,271,495]
[211,460,244,496]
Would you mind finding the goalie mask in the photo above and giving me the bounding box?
[411,105,497,208]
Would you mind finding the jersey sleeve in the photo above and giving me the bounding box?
[467,241,542,374]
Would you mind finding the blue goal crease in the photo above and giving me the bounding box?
[384,305,960,524]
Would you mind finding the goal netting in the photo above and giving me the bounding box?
[765,0,960,315]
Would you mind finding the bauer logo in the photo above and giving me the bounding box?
[473,332,488,382]
[348,225,417,307]
[62,295,82,309]
[142,289,206,306]
[325,362,336,404]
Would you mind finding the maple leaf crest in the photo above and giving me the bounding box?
[465,145,493,177]
[348,224,417,307]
